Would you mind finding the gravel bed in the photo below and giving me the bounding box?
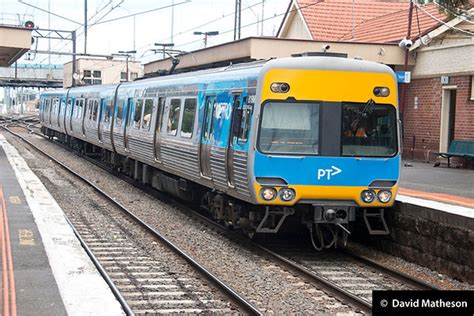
[346,242,473,290]
[3,130,360,314]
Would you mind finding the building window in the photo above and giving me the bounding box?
[120,72,127,82]
[83,70,102,85]
[120,72,138,82]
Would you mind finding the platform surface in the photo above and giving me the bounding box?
[399,160,474,213]
[0,134,124,316]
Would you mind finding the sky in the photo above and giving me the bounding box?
[1,0,291,66]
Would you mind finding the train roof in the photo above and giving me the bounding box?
[40,56,395,97]
[261,56,396,78]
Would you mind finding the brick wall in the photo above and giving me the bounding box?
[401,75,474,161]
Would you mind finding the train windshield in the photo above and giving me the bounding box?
[342,101,397,157]
[258,101,320,154]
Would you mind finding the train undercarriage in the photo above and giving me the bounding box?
[43,127,391,251]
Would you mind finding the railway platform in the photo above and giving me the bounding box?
[398,160,473,220]
[0,134,124,316]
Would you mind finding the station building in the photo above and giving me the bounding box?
[145,0,474,165]
[63,58,143,88]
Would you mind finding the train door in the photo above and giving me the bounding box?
[124,97,133,151]
[199,95,216,178]
[226,94,242,187]
[153,97,166,162]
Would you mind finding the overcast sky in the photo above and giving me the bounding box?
[1,0,291,65]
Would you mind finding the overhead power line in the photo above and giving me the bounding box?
[91,0,191,25]
[17,0,83,25]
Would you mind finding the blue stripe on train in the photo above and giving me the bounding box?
[254,152,400,186]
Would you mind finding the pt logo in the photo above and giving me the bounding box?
[317,166,342,180]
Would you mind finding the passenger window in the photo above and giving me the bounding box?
[115,98,124,126]
[92,100,99,121]
[155,97,165,134]
[180,98,196,138]
[77,99,84,119]
[87,100,94,120]
[238,107,252,143]
[127,97,134,127]
[59,99,64,116]
[104,98,113,124]
[74,100,79,118]
[208,100,217,140]
[167,99,181,136]
[236,97,252,143]
[231,95,241,145]
[134,99,143,128]
[142,98,154,131]
[53,98,59,114]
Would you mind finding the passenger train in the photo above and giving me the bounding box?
[39,55,400,250]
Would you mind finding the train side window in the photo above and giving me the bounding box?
[58,99,64,116]
[238,106,252,143]
[167,98,181,136]
[133,99,143,128]
[115,98,124,126]
[104,98,113,124]
[180,98,196,138]
[231,95,241,145]
[87,99,93,120]
[127,97,134,127]
[53,98,59,114]
[155,97,165,134]
[142,98,154,131]
[208,99,217,140]
[92,99,99,121]
[80,99,85,119]
[73,100,79,118]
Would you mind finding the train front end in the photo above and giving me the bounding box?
[248,56,400,249]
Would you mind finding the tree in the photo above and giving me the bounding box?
[425,0,472,17]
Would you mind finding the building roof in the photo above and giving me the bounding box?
[339,3,448,43]
[296,0,409,41]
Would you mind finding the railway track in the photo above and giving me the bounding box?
[1,121,261,315]
[3,117,440,314]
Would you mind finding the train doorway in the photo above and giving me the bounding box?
[439,87,457,152]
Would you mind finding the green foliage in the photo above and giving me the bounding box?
[425,0,471,18]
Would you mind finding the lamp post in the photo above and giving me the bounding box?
[193,31,219,48]
[117,50,136,81]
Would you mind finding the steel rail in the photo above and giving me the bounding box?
[1,125,263,316]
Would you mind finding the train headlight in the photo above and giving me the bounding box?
[261,188,277,201]
[361,190,376,203]
[270,82,290,93]
[373,86,390,97]
[377,190,392,203]
[280,188,296,202]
